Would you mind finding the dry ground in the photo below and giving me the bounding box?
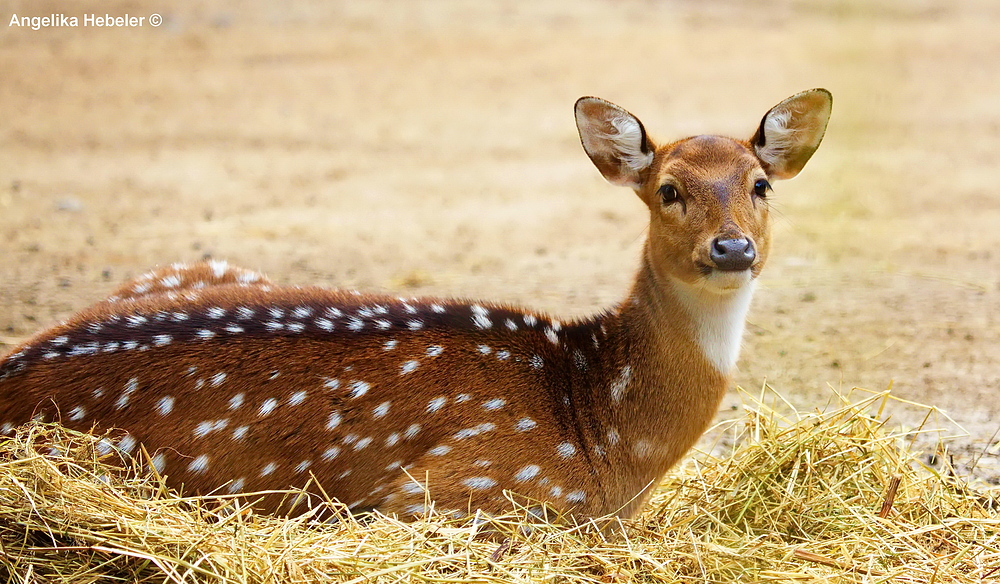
[2,1,999,475]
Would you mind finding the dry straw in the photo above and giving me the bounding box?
[1,387,997,583]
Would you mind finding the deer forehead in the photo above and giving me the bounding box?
[653,136,763,193]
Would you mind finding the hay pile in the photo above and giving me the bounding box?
[1,390,997,583]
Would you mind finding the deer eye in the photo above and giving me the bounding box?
[753,178,771,198]
[658,184,680,205]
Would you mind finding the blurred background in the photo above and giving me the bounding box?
[2,0,999,467]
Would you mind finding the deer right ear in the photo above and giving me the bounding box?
[575,97,654,189]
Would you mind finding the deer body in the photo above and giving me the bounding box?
[0,90,831,520]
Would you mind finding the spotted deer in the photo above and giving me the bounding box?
[0,90,831,521]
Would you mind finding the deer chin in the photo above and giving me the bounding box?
[698,267,755,294]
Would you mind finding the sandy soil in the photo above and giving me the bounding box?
[2,0,999,479]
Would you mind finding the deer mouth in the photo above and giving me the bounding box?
[695,262,755,292]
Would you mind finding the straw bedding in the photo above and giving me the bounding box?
[1,389,996,583]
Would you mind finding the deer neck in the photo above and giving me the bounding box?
[586,258,755,511]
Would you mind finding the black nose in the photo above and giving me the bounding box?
[710,237,756,271]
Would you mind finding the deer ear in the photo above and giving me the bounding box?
[751,89,832,180]
[575,97,655,189]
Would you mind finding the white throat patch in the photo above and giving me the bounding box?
[669,278,756,374]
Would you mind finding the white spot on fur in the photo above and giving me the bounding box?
[349,381,370,398]
[504,319,518,331]
[238,271,261,284]
[430,303,445,313]
[150,453,167,473]
[288,391,307,406]
[454,422,496,440]
[160,275,182,288]
[471,305,492,329]
[233,426,249,440]
[401,360,419,375]
[208,260,228,277]
[426,345,443,357]
[206,307,226,319]
[383,339,398,351]
[260,462,277,476]
[258,398,278,417]
[210,372,227,387]
[523,314,538,327]
[515,465,540,482]
[323,378,341,390]
[116,378,139,410]
[482,398,505,411]
[188,455,210,473]
[126,314,147,326]
[463,477,497,490]
[404,424,421,439]
[610,365,632,403]
[322,446,340,461]
[227,478,246,494]
[196,329,215,340]
[557,442,577,458]
[373,401,391,418]
[327,411,343,430]
[315,318,334,331]
[157,396,175,415]
[516,417,537,432]
[565,490,586,503]
[406,319,424,331]
[530,355,544,369]
[496,350,511,360]
[428,445,451,456]
[427,397,447,413]
[68,406,86,421]
[544,327,559,345]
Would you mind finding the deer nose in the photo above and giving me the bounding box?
[710,237,756,271]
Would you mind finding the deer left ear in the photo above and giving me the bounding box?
[751,89,833,180]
